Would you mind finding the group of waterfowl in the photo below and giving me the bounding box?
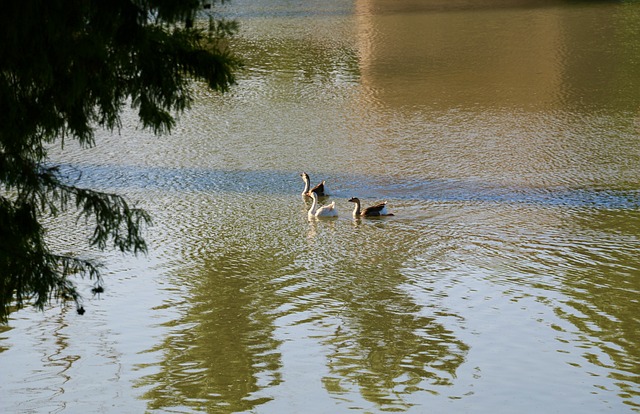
[301,172,394,219]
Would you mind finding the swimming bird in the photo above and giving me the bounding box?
[300,172,325,197]
[308,191,338,218]
[348,197,394,217]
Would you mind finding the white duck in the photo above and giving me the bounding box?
[300,172,326,197]
[348,197,394,217]
[308,191,338,218]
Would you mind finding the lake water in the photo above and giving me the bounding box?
[2,1,640,413]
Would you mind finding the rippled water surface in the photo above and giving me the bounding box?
[2,1,640,413]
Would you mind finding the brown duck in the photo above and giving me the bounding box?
[348,197,394,217]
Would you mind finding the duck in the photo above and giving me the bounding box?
[348,197,394,217]
[300,172,326,197]
[308,191,338,218]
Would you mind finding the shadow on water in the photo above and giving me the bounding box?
[57,163,640,210]
[217,0,630,19]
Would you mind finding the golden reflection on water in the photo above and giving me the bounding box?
[354,0,640,112]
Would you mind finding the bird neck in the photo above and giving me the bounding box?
[302,179,310,195]
[308,194,318,215]
[352,200,361,216]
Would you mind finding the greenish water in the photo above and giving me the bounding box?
[1,1,640,413]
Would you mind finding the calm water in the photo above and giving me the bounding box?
[2,1,640,413]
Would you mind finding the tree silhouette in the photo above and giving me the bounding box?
[0,0,241,322]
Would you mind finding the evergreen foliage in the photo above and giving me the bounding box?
[0,0,241,322]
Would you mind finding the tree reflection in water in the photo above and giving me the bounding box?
[135,192,470,412]
[302,216,469,409]
[137,241,290,412]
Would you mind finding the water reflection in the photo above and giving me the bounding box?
[354,0,640,112]
[303,214,470,409]
[436,202,640,408]
[3,1,640,412]
[553,209,640,405]
[320,257,469,409]
[137,194,295,412]
[400,198,640,409]
[138,249,284,412]
[134,189,471,411]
